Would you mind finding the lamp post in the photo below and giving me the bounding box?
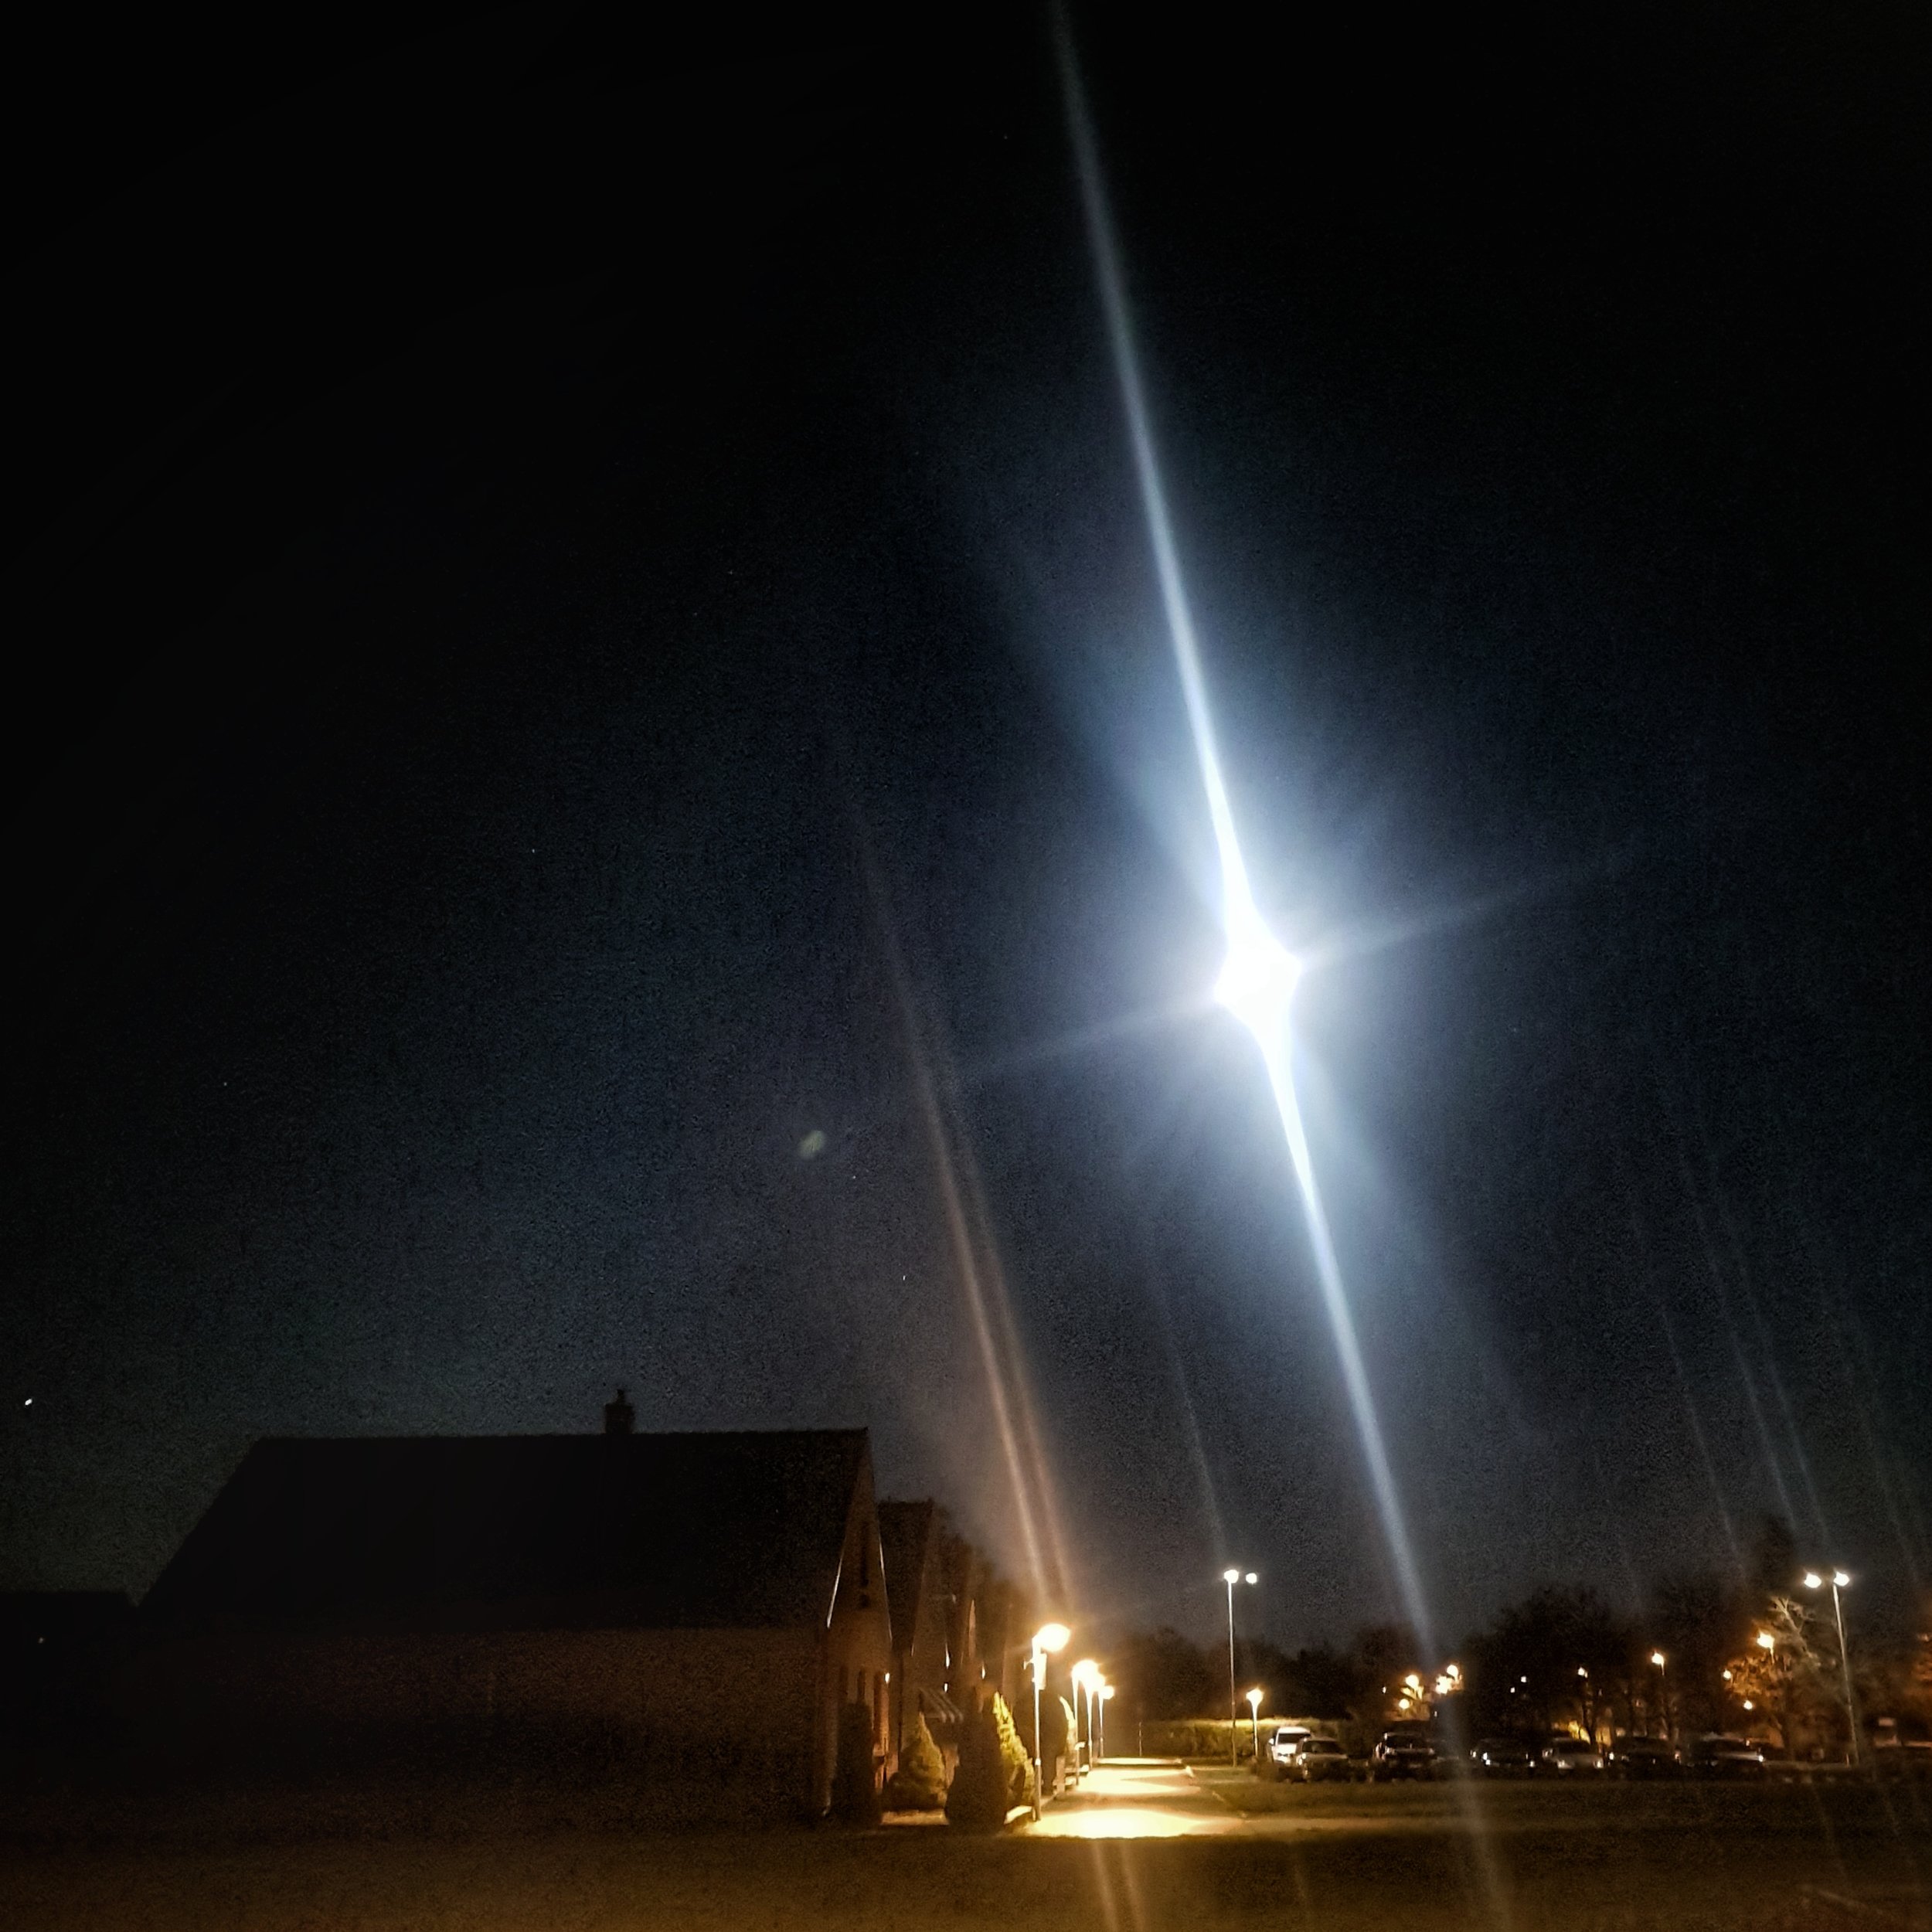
[1246,1687,1264,1769]
[1223,1568,1257,1767]
[1650,1651,1670,1741]
[1073,1659,1099,1779]
[1804,1570,1859,1766]
[1029,1623,1070,1818]
[1097,1682,1113,1763]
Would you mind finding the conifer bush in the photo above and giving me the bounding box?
[831,1701,881,1826]
[944,1703,1010,1830]
[992,1692,1036,1811]
[884,1707,949,1811]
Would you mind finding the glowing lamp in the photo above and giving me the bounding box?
[1034,1623,1070,1654]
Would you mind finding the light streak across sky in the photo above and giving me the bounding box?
[1052,12,1436,1656]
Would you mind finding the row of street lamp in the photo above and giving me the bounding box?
[1028,1563,1859,1812]
[1025,1623,1115,1819]
[1219,1564,1855,1767]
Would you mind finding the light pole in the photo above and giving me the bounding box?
[1650,1651,1670,1741]
[1073,1659,1099,1778]
[1804,1570,1859,1766]
[1223,1568,1257,1767]
[1246,1687,1264,1769]
[1029,1623,1070,1818]
[1097,1682,1113,1763]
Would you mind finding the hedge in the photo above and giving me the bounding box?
[1136,1717,1345,1760]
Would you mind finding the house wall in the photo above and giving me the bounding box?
[131,1624,825,1809]
[820,1453,895,1797]
[890,1535,959,1766]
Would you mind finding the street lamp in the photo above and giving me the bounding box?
[1650,1651,1671,1740]
[1073,1659,1100,1778]
[1246,1687,1264,1768]
[1803,1568,1859,1766]
[1029,1623,1070,1818]
[1097,1682,1114,1764]
[1223,1569,1257,1767]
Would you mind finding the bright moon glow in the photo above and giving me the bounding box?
[1214,893,1301,1043]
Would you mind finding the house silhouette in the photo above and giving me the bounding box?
[136,1417,894,1815]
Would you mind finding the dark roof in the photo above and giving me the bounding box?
[141,1430,869,1637]
[876,1498,934,1655]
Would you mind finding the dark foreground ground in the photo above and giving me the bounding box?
[2,1764,1928,1930]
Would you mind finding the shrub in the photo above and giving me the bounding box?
[831,1701,881,1826]
[992,1692,1036,1811]
[946,1703,1009,1831]
[886,1708,949,1811]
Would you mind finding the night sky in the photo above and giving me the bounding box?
[7,3,1929,1653]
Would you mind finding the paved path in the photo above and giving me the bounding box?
[1027,1759,1247,1837]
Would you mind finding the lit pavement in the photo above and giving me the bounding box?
[1027,1759,1247,1837]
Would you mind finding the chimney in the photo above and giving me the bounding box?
[604,1386,635,1435]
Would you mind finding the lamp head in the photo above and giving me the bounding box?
[1832,1570,1851,1589]
[1757,1631,1775,1651]
[1073,1658,1098,1690]
[1651,1651,1666,1668]
[1802,1572,1823,1590]
[1245,1571,1258,1586]
[1034,1623,1070,1654]
[1223,1568,1241,1586]
[1245,1687,1264,1710]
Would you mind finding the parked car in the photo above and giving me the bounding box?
[1372,1731,1437,1781]
[1539,1734,1604,1774]
[1471,1736,1537,1777]
[1684,1734,1765,1779]
[1267,1726,1313,1774]
[1874,1741,1932,1782]
[1606,1735,1678,1779]
[1291,1736,1353,1783]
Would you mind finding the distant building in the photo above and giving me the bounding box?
[134,1415,893,1815]
[878,1498,967,1765]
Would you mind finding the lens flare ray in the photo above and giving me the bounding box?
[1055,13,1433,1655]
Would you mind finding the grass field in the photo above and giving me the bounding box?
[2,1771,1927,1930]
